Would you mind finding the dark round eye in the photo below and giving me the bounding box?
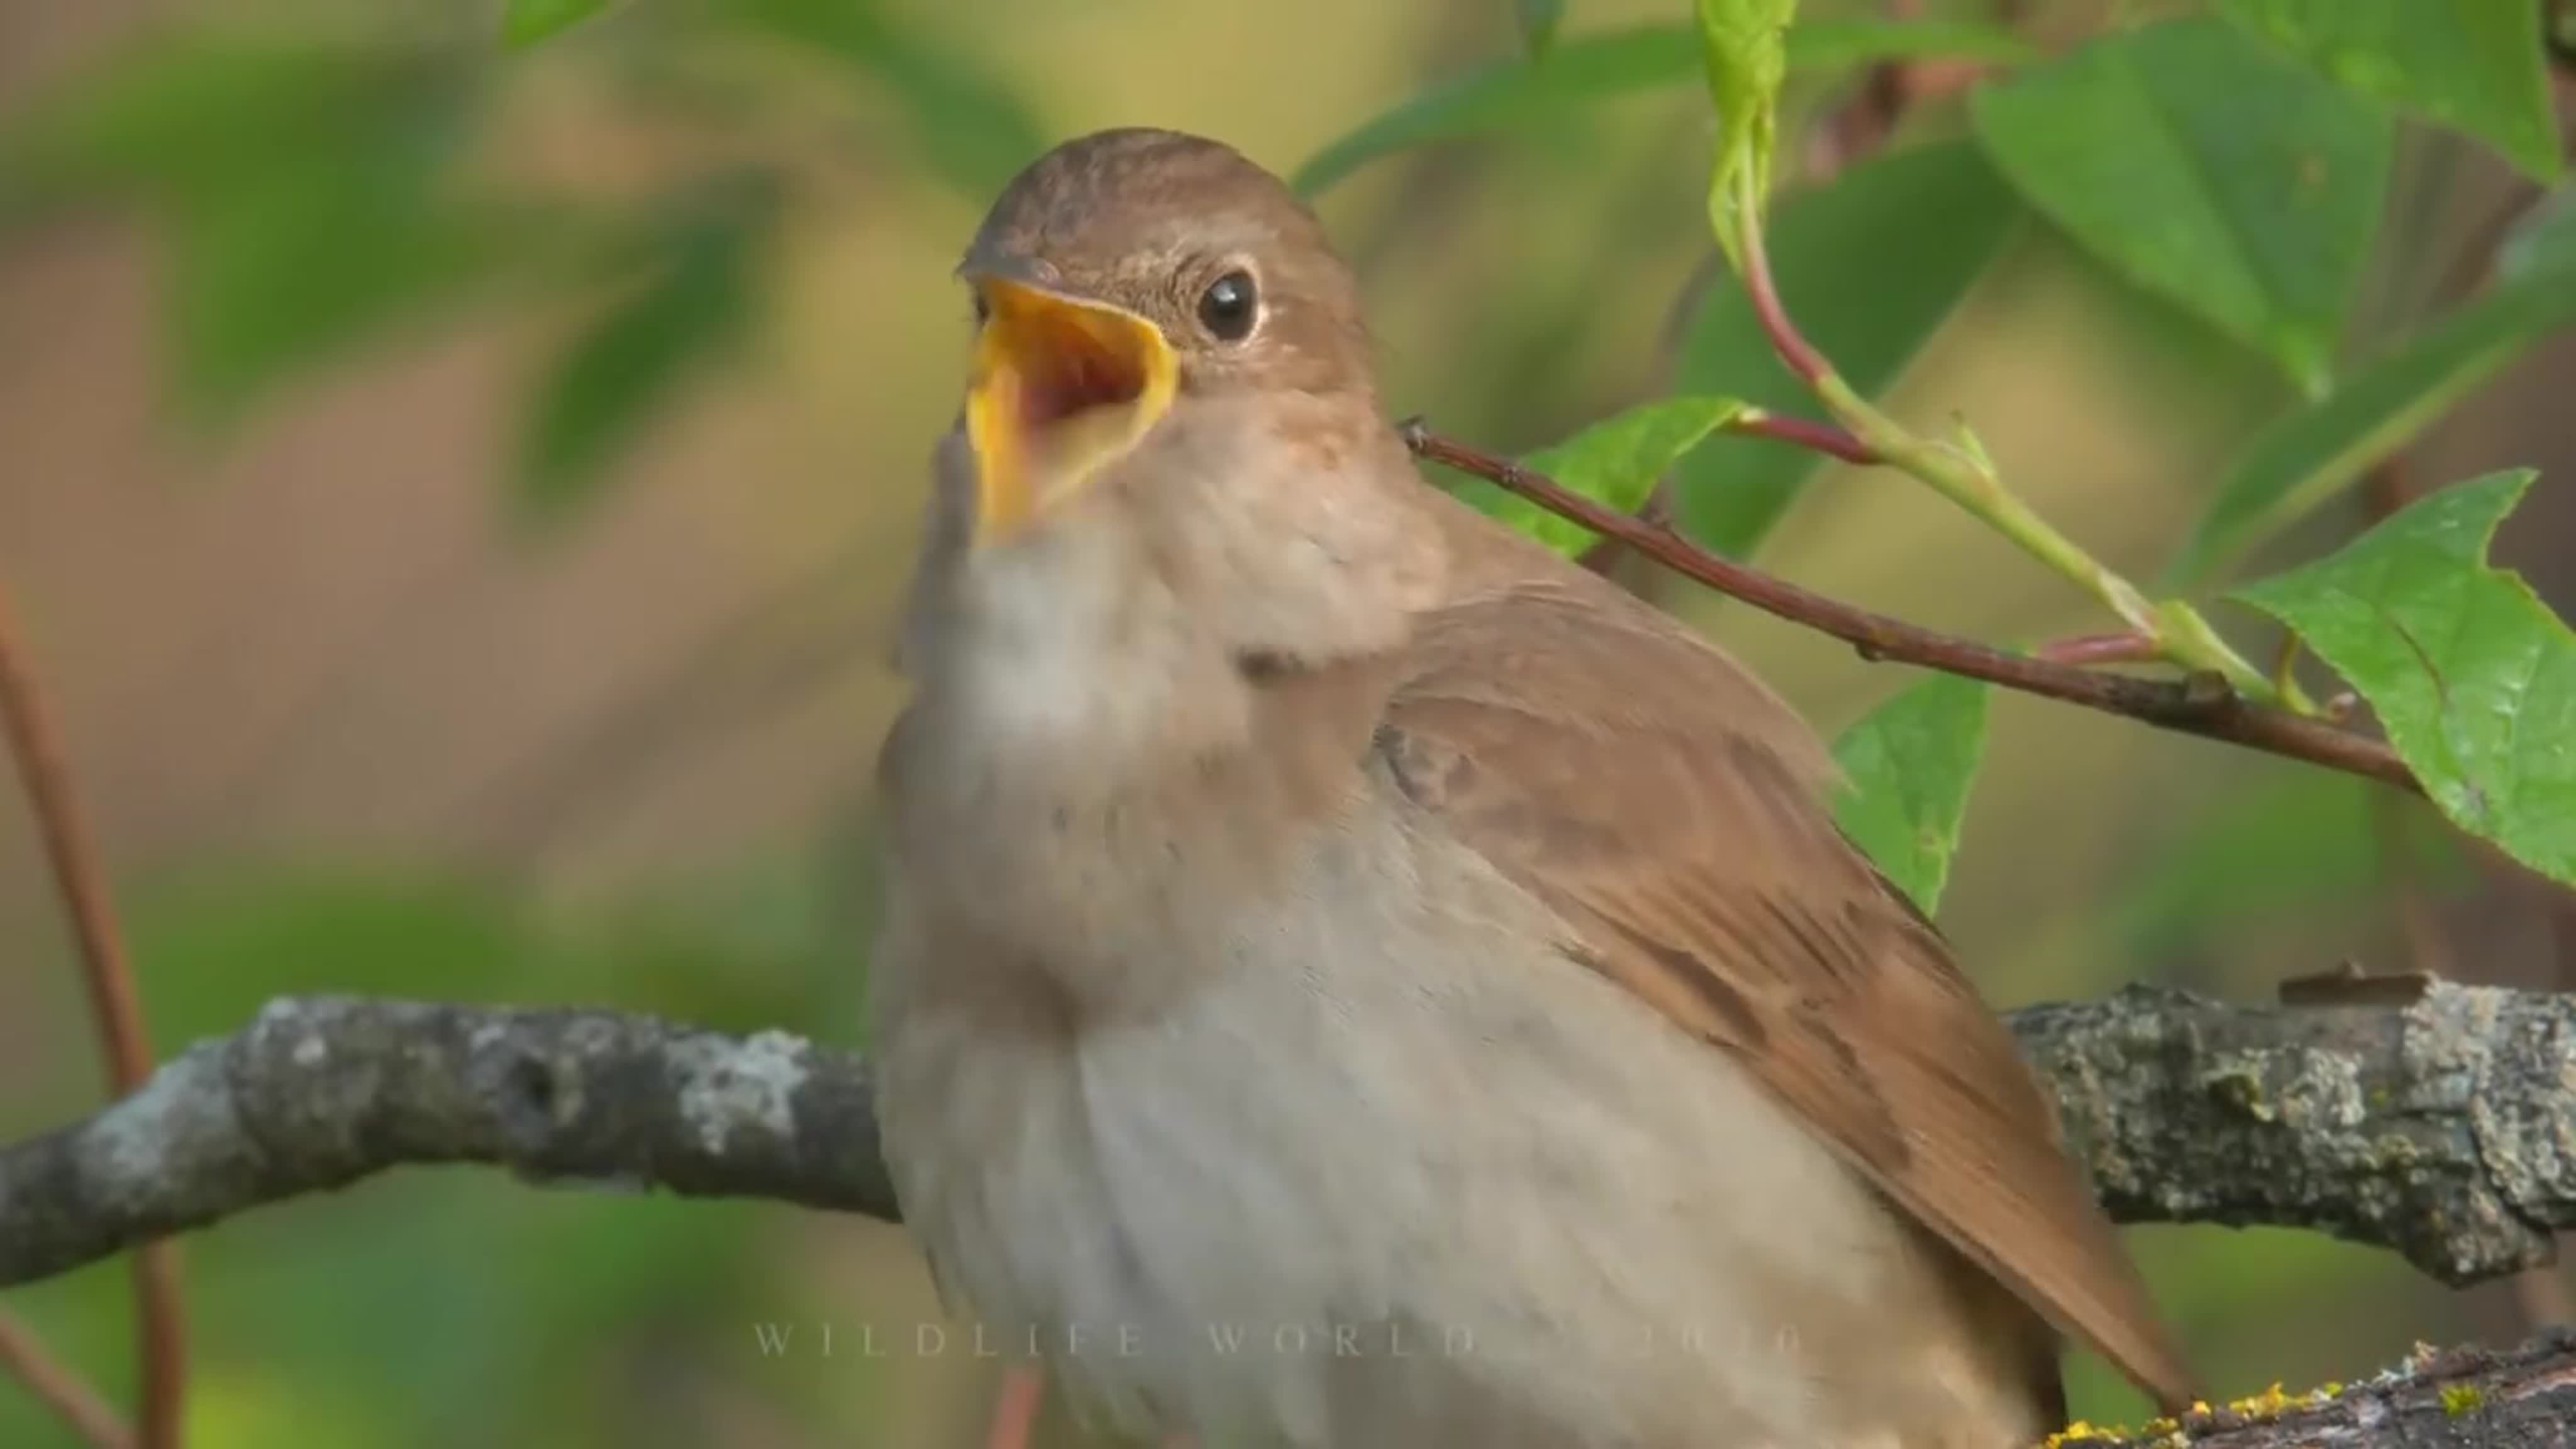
[1197,270,1258,341]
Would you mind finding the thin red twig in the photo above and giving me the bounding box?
[1401,423,2420,794]
[985,1363,1044,1449]
[2036,631,2161,666]
[1728,411,1878,465]
[0,1314,133,1449]
[1736,206,1831,387]
[0,584,186,1449]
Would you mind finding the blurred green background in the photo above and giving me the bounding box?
[2,1,2573,1445]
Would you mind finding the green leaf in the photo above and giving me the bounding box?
[1696,0,1797,266]
[1829,673,1991,915]
[1970,16,2392,394]
[2171,263,2576,584]
[726,0,1041,194]
[1782,17,2035,72]
[2233,470,2576,883]
[2217,0,2561,183]
[1674,140,2020,557]
[164,136,487,426]
[0,38,453,206]
[1450,396,1746,557]
[0,40,495,423]
[1514,0,1565,57]
[1289,20,2032,196]
[503,0,613,48]
[2500,183,2576,282]
[518,183,768,524]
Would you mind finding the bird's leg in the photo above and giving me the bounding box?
[985,1361,1045,1449]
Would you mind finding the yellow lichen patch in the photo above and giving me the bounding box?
[2441,1384,2486,1416]
[2222,1382,2301,1419]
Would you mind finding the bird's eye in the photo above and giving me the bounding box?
[1197,270,1258,342]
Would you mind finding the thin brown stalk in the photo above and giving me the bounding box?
[0,583,186,1449]
[0,1313,133,1449]
[1400,423,2420,794]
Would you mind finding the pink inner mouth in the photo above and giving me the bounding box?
[1015,325,1147,432]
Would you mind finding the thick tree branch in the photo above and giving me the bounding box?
[0,996,896,1289]
[2017,980,2575,1285]
[4,981,2573,1294]
[2071,1330,2576,1449]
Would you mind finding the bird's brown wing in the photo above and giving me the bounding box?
[1373,575,2197,1415]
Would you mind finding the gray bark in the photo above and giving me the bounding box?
[4,982,2573,1291]
[2065,1330,2576,1448]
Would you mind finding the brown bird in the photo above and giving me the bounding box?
[872,127,2196,1448]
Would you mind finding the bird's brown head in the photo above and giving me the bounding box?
[953,128,1380,545]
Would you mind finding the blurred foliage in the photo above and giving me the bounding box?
[1290,18,2031,196]
[2214,0,2564,183]
[1970,15,2392,396]
[2,0,2573,1444]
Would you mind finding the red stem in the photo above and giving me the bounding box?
[1727,411,1879,465]
[0,584,187,1449]
[0,1315,133,1449]
[2036,631,2161,666]
[1737,189,1833,387]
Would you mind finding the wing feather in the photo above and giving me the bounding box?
[1377,575,2196,1414]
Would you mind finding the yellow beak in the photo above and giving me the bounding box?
[963,275,1179,543]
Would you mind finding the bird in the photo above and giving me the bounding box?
[869,126,2196,1449]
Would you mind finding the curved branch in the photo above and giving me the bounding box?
[1400,425,2420,794]
[3,980,2572,1296]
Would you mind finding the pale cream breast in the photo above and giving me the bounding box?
[872,779,2053,1448]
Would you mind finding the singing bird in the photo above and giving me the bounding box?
[871,128,2195,1448]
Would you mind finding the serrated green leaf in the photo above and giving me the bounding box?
[726,0,1041,194]
[1829,672,1990,915]
[2217,0,2560,183]
[1970,16,2391,395]
[1450,396,1746,557]
[1514,0,1565,57]
[503,0,613,48]
[2233,470,2576,882]
[1674,140,2020,557]
[1289,20,2031,196]
[2172,262,2576,585]
[518,189,765,525]
[1696,0,1797,265]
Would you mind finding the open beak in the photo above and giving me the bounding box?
[962,274,1179,543]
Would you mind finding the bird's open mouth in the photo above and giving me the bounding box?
[963,275,1178,541]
